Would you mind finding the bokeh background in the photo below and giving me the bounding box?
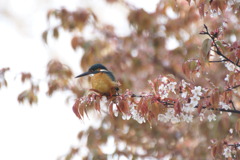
[1,0,240,159]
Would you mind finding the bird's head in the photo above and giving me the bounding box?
[75,64,109,78]
[88,64,108,72]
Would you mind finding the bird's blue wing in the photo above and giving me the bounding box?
[102,71,116,81]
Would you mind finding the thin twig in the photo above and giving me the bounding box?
[209,60,227,63]
[113,94,175,105]
[228,143,240,148]
[226,84,240,91]
[201,24,240,67]
[196,106,240,114]
[229,100,236,110]
[164,104,240,114]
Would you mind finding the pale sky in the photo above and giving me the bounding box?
[0,0,160,159]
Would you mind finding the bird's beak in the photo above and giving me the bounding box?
[75,71,100,78]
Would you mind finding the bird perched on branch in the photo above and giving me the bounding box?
[75,64,119,96]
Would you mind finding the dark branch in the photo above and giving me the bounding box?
[229,100,236,110]
[112,90,240,114]
[228,143,240,148]
[226,84,240,91]
[113,94,175,106]
[197,106,240,114]
[209,60,228,63]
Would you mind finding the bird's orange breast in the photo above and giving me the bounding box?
[90,72,117,95]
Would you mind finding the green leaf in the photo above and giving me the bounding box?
[201,38,212,61]
[216,41,226,53]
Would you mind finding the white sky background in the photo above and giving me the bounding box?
[0,0,160,160]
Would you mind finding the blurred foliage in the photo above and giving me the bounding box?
[2,0,240,159]
[0,67,10,89]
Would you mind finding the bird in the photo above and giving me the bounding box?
[75,64,119,96]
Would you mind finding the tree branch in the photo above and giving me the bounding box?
[229,100,236,110]
[209,60,228,63]
[111,93,240,114]
[228,143,240,148]
[197,106,240,114]
[226,84,240,91]
[200,24,240,67]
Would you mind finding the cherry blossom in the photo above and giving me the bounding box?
[182,103,195,113]
[191,86,202,96]
[207,113,216,122]
[222,147,232,158]
[181,114,193,123]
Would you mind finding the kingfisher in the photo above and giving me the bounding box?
[75,64,119,96]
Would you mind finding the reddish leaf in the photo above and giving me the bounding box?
[116,103,122,113]
[21,72,32,83]
[218,0,227,12]
[211,142,223,159]
[235,119,240,135]
[138,99,148,115]
[28,90,38,105]
[211,144,217,158]
[42,30,48,44]
[72,100,81,119]
[235,49,240,59]
[182,61,191,78]
[147,111,155,122]
[73,10,89,31]
[122,100,130,114]
[53,27,59,39]
[0,67,10,74]
[211,0,227,12]
[211,90,220,109]
[77,132,84,140]
[71,36,79,50]
[210,0,219,11]
[174,101,181,115]
[150,102,167,116]
[18,90,28,103]
[94,96,101,112]
[117,99,129,114]
[79,102,85,119]
[84,107,89,119]
[108,102,114,117]
[198,0,205,17]
[197,100,203,114]
[222,91,232,103]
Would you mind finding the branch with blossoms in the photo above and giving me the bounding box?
[210,131,240,159]
[73,25,240,124]
[73,73,240,124]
